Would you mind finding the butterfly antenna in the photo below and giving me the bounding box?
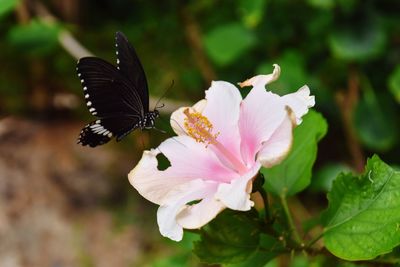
[154,80,174,110]
[153,127,166,134]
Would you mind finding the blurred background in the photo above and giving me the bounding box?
[0,0,399,266]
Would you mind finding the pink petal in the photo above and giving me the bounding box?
[239,85,287,166]
[157,179,218,241]
[202,81,243,166]
[128,136,239,205]
[257,109,295,167]
[238,64,281,88]
[159,136,240,183]
[215,162,261,210]
[281,85,315,124]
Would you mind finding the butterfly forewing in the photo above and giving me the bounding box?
[115,31,149,112]
[77,57,144,116]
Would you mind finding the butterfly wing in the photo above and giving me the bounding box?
[77,57,145,117]
[78,116,141,147]
[115,31,150,112]
[77,57,145,147]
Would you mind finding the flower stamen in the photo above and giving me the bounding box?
[183,108,218,145]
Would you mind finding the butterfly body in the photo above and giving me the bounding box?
[77,32,159,147]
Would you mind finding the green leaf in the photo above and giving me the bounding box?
[262,110,328,197]
[193,210,261,264]
[238,0,266,28]
[204,23,256,66]
[0,0,18,18]
[225,234,282,267]
[353,90,399,151]
[8,20,61,55]
[322,155,400,260]
[329,21,386,61]
[388,65,400,103]
[224,251,276,267]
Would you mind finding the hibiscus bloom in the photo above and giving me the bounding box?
[128,65,315,241]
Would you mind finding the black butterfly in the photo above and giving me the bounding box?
[77,31,159,147]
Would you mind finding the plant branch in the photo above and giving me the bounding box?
[336,65,365,173]
[280,193,303,246]
[30,0,190,114]
[179,5,216,84]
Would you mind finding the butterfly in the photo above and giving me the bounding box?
[76,31,159,147]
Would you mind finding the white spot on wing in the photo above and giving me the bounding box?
[87,101,92,106]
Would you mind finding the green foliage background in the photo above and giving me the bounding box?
[0,0,399,266]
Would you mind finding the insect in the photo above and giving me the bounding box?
[77,31,159,147]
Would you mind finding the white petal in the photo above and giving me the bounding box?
[128,149,189,205]
[177,194,225,229]
[170,100,207,136]
[215,162,261,211]
[257,108,295,167]
[280,85,315,124]
[157,179,219,241]
[238,64,281,88]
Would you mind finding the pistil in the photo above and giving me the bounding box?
[183,108,248,175]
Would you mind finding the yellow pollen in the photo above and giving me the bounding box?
[183,108,218,145]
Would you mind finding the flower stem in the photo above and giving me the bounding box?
[280,193,303,246]
[306,232,323,249]
[259,187,271,222]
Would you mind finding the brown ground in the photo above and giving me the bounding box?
[0,117,161,267]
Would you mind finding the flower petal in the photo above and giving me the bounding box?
[177,187,225,229]
[238,64,281,88]
[128,135,239,205]
[202,81,243,161]
[170,100,207,136]
[281,85,315,124]
[159,136,240,184]
[257,108,295,167]
[128,149,188,205]
[215,162,261,211]
[239,85,287,166]
[157,179,217,241]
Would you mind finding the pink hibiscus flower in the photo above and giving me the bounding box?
[128,65,315,241]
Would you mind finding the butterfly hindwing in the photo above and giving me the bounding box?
[78,116,141,147]
[115,31,149,112]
